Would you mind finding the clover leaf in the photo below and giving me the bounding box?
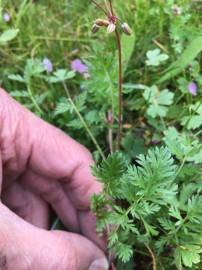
[146,49,169,67]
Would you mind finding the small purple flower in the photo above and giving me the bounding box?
[71,59,88,74]
[43,58,53,73]
[188,82,197,96]
[3,12,11,22]
[152,140,161,145]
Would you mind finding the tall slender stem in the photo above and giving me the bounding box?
[115,30,123,150]
[146,245,157,270]
[91,0,109,16]
[108,0,114,16]
[27,84,43,115]
[62,82,106,160]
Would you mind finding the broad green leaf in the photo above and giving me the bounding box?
[181,103,202,130]
[143,85,174,118]
[121,34,135,73]
[24,59,45,81]
[187,148,202,164]
[182,115,202,130]
[158,36,202,83]
[0,29,19,44]
[146,49,169,67]
[181,245,201,267]
[164,127,202,162]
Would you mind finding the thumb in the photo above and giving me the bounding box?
[0,202,109,270]
[51,231,109,270]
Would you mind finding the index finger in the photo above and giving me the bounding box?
[0,88,104,247]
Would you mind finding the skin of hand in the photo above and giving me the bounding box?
[0,88,109,270]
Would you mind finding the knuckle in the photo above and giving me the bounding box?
[0,252,7,270]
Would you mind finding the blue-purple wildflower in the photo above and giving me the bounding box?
[152,140,161,145]
[71,59,89,76]
[43,58,53,73]
[3,12,11,22]
[188,81,197,96]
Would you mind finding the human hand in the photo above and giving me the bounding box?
[0,88,108,270]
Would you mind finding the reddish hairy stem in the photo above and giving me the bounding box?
[108,0,114,16]
[91,0,109,16]
[115,30,123,150]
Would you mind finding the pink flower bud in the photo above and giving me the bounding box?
[121,22,132,36]
[92,24,100,33]
[107,23,116,34]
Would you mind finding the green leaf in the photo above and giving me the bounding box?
[158,217,175,231]
[127,147,177,203]
[164,127,202,162]
[115,242,133,263]
[92,152,129,196]
[48,69,75,83]
[181,102,202,130]
[122,132,146,159]
[181,245,201,267]
[168,205,182,221]
[92,152,128,184]
[174,247,182,270]
[54,98,74,116]
[24,59,45,81]
[10,90,29,97]
[121,34,135,73]
[8,74,25,83]
[188,148,202,164]
[158,35,202,83]
[143,85,174,118]
[0,29,19,44]
[142,219,159,236]
[146,49,169,67]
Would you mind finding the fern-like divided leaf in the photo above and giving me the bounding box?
[137,146,177,182]
[125,147,178,203]
[92,152,128,194]
[92,146,202,269]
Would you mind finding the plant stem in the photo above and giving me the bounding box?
[91,0,109,16]
[107,110,114,154]
[62,82,105,160]
[115,29,123,150]
[145,244,157,270]
[108,0,114,15]
[27,84,43,114]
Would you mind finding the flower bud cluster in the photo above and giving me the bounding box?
[92,17,132,36]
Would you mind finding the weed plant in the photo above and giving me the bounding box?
[0,0,202,269]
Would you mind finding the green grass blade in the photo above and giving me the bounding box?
[158,35,202,84]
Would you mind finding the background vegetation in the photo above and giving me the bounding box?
[0,0,202,269]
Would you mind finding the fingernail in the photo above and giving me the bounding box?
[89,258,109,270]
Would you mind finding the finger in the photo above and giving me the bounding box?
[0,89,103,244]
[0,88,101,205]
[20,170,80,232]
[0,203,109,270]
[2,181,49,229]
[51,231,109,270]
[0,89,32,187]
[78,210,107,250]
[0,152,2,194]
